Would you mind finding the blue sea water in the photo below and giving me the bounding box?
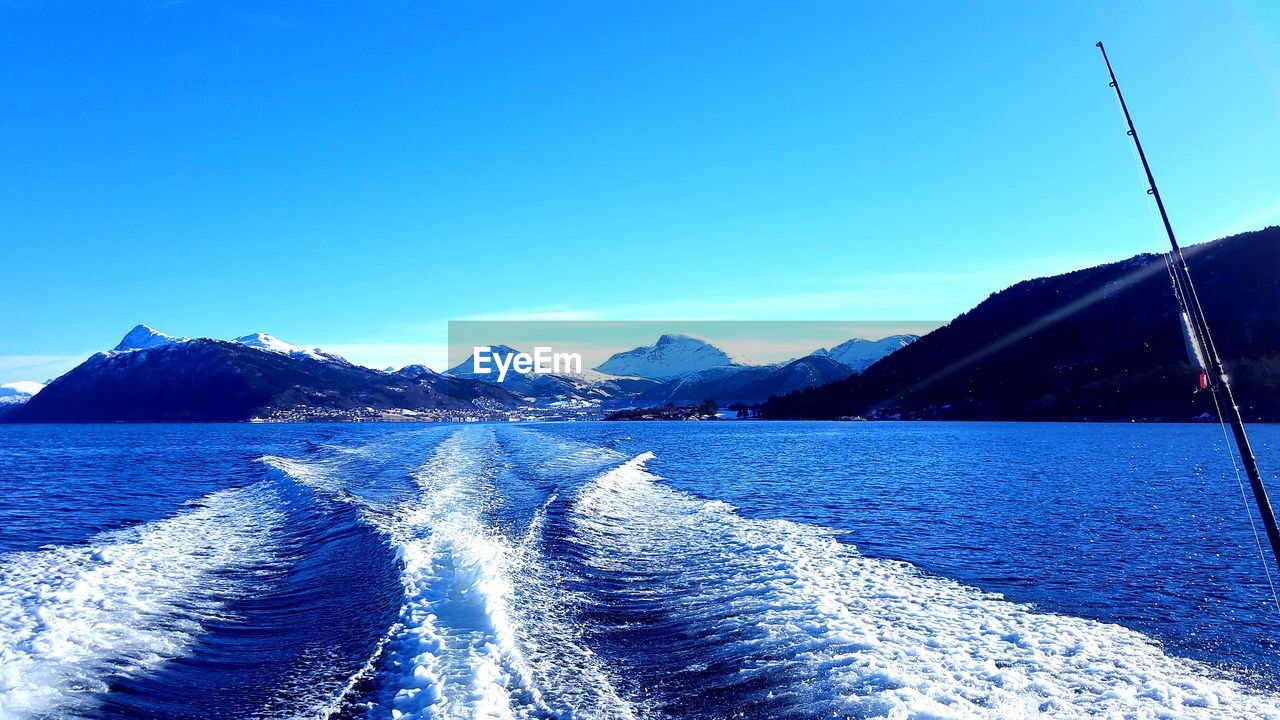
[2,421,1280,718]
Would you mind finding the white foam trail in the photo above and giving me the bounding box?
[263,455,344,494]
[0,484,284,720]
[375,429,639,720]
[302,628,395,720]
[571,452,1280,719]
[523,493,557,550]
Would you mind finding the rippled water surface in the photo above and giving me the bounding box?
[2,421,1280,718]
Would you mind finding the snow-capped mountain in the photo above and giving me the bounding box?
[812,334,918,372]
[0,381,45,405]
[233,332,329,361]
[446,345,524,376]
[113,326,333,362]
[8,325,522,422]
[114,324,187,352]
[440,333,913,408]
[596,334,736,380]
[10,324,922,421]
[447,344,658,408]
[394,364,439,380]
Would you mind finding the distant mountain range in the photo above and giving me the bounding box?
[446,333,919,409]
[2,326,913,422]
[0,381,44,407]
[635,354,847,407]
[762,227,1280,421]
[7,326,520,422]
[18,222,1279,424]
[446,345,660,410]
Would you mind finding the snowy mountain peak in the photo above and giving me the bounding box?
[655,333,703,345]
[395,364,439,379]
[812,334,919,372]
[1,381,44,396]
[596,335,734,380]
[113,325,185,352]
[447,345,524,376]
[234,332,297,353]
[0,380,45,405]
[232,332,326,360]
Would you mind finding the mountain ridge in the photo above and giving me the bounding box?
[442,334,913,408]
[761,227,1280,421]
[813,335,920,372]
[595,334,738,380]
[8,328,521,422]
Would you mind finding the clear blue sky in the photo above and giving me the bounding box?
[2,1,1278,381]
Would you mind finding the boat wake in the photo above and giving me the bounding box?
[307,429,639,720]
[569,451,1280,719]
[0,482,286,719]
[6,425,1279,719]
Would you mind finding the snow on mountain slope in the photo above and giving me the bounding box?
[445,344,657,407]
[813,334,918,372]
[107,325,341,364]
[394,364,438,379]
[232,332,327,361]
[13,326,523,422]
[2,381,45,396]
[596,334,736,380]
[445,345,523,376]
[113,325,186,352]
[0,381,45,405]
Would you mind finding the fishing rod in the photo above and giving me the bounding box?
[1096,41,1280,575]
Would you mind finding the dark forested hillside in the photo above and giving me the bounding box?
[761,227,1280,421]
